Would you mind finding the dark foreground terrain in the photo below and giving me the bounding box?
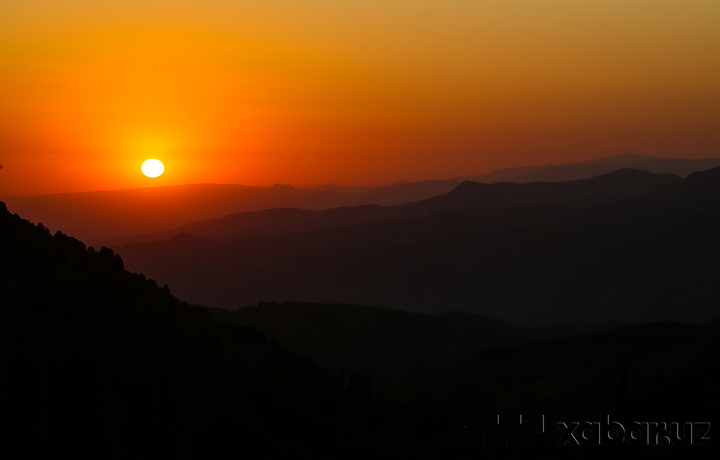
[1,202,717,458]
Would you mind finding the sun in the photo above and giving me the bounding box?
[141,159,164,178]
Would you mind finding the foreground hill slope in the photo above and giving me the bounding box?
[0,202,438,458]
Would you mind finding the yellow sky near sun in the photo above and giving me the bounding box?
[1,1,719,194]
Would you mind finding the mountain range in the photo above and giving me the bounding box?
[113,167,720,326]
[101,168,680,246]
[3,153,719,241]
[459,153,720,183]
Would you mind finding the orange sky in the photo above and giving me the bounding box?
[1,1,719,195]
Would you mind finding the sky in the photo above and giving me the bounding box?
[1,0,719,195]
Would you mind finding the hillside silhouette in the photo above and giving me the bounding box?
[0,202,450,458]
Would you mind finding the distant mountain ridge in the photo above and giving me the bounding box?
[105,168,680,245]
[3,153,719,240]
[457,153,720,183]
[404,168,681,214]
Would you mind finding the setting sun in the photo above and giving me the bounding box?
[141,159,164,178]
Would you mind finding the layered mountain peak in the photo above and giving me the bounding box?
[434,168,681,210]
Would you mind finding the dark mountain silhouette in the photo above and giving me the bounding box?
[117,167,720,325]
[207,302,632,397]
[401,168,681,214]
[325,154,720,209]
[207,302,534,393]
[656,165,720,205]
[103,168,679,246]
[458,153,720,183]
[97,205,392,246]
[356,179,463,206]
[353,154,720,206]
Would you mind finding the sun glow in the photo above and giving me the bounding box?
[141,159,165,178]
